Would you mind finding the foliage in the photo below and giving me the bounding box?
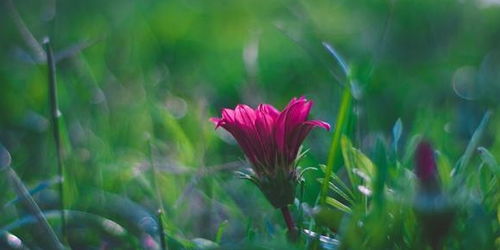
[1,0,500,249]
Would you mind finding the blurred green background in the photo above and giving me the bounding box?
[1,0,499,249]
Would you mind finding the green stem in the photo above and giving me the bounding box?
[0,146,64,250]
[148,141,168,250]
[319,87,352,205]
[157,209,167,250]
[44,39,66,241]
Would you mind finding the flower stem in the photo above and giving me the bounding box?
[280,206,298,241]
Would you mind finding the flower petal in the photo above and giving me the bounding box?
[415,141,437,182]
[255,109,276,167]
[221,108,236,123]
[274,97,312,153]
[304,120,331,131]
[209,117,224,129]
[258,104,280,119]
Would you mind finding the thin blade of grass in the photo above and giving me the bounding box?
[148,140,168,250]
[325,197,352,214]
[44,38,66,240]
[3,176,62,208]
[392,118,403,155]
[329,182,355,206]
[372,138,388,209]
[157,210,167,250]
[1,144,64,250]
[436,151,453,189]
[478,147,500,175]
[319,87,352,205]
[340,135,358,191]
[454,111,492,175]
[3,0,45,62]
[215,220,228,244]
[328,174,355,199]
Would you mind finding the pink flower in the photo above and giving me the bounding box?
[414,141,455,249]
[415,141,439,189]
[211,97,330,176]
[210,97,330,208]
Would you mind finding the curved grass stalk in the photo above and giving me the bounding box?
[148,141,168,250]
[1,145,64,250]
[319,87,352,205]
[44,39,66,241]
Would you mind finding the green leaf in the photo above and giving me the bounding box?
[2,166,64,250]
[312,206,345,232]
[353,148,376,179]
[402,134,422,166]
[455,111,492,174]
[392,118,403,154]
[478,147,500,175]
[320,171,355,199]
[329,182,355,205]
[320,87,352,206]
[372,139,388,208]
[340,135,375,187]
[436,151,452,188]
[298,167,317,181]
[341,135,358,188]
[215,220,228,244]
[191,238,219,249]
[325,197,352,214]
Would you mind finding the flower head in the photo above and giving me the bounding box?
[210,97,330,208]
[413,141,454,249]
[415,141,440,190]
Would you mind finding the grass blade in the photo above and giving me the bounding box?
[340,135,358,190]
[392,118,403,155]
[44,38,66,241]
[4,177,62,208]
[215,220,228,244]
[478,147,499,175]
[329,182,355,206]
[0,145,64,250]
[3,0,45,62]
[319,87,352,205]
[454,111,492,175]
[148,140,168,250]
[325,197,352,214]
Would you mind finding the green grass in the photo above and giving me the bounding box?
[1,0,499,249]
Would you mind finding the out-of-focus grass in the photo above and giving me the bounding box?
[1,0,499,249]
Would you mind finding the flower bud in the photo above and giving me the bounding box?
[414,141,454,249]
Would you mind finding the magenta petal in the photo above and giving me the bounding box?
[274,112,288,153]
[285,123,314,161]
[255,111,274,138]
[209,117,220,125]
[209,117,224,129]
[222,122,260,165]
[285,100,312,126]
[235,105,257,127]
[304,120,331,131]
[274,98,312,152]
[284,97,301,109]
[222,108,236,123]
[258,104,280,119]
[255,111,275,166]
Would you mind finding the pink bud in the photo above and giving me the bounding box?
[415,141,438,184]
